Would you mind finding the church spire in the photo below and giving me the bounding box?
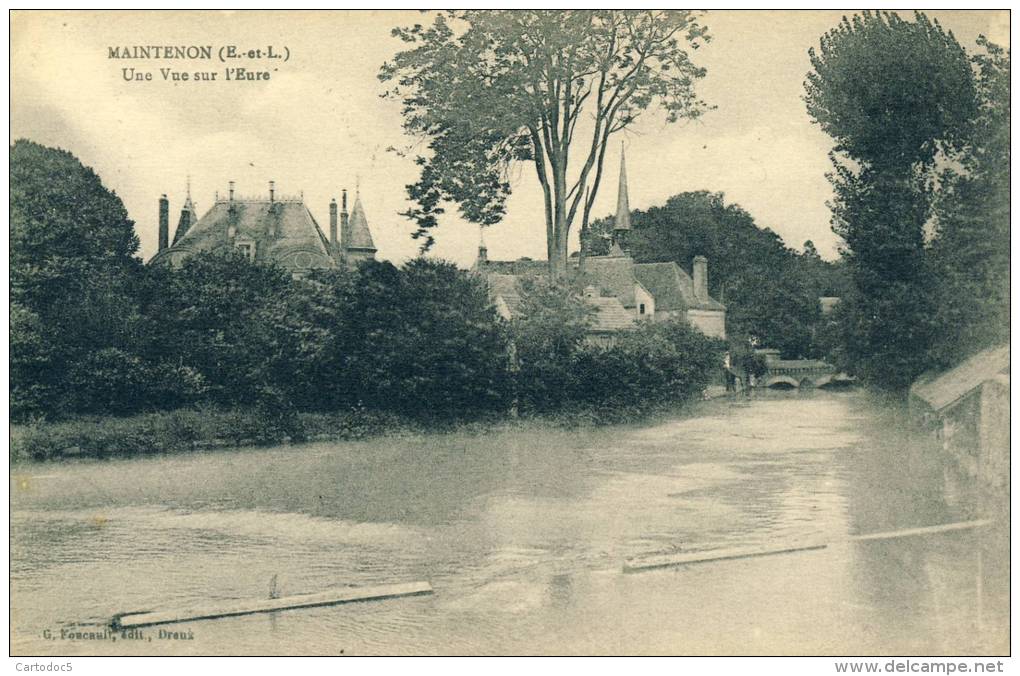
[614,143,631,233]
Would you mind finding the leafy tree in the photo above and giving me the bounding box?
[798,240,850,299]
[134,251,300,408]
[927,37,1010,369]
[10,302,55,419]
[827,166,941,388]
[63,348,205,416]
[573,318,724,407]
[10,140,146,418]
[11,140,141,302]
[805,12,976,170]
[381,10,711,276]
[339,258,511,420]
[805,11,978,390]
[508,276,593,412]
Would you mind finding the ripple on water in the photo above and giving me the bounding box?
[10,392,1006,655]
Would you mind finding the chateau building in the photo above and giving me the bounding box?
[149,180,376,274]
[474,151,727,341]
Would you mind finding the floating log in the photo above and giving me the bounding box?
[623,542,828,573]
[625,519,994,573]
[111,581,433,629]
[849,519,993,542]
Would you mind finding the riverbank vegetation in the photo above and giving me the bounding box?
[805,13,1009,390]
[11,140,723,459]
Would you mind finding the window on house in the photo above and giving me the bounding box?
[236,242,254,262]
[639,303,646,315]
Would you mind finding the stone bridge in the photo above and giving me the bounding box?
[757,350,855,389]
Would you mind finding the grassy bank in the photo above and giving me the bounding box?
[9,397,713,463]
[10,408,407,462]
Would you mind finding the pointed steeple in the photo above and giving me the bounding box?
[172,176,199,245]
[614,144,631,233]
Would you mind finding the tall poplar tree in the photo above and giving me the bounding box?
[804,11,977,389]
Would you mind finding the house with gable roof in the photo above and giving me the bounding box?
[474,149,727,341]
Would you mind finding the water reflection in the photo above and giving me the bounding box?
[10,391,1007,655]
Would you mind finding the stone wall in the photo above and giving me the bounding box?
[941,394,981,477]
[686,309,726,340]
[978,374,1010,489]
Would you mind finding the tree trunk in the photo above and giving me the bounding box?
[550,164,569,279]
[555,216,569,277]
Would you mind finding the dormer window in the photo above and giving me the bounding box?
[235,237,256,262]
[639,303,646,315]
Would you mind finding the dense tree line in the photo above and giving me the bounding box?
[10,140,723,424]
[806,12,1009,390]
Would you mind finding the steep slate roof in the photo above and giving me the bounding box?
[478,253,725,332]
[485,273,524,317]
[911,343,1010,413]
[583,255,643,308]
[168,199,333,260]
[633,262,726,312]
[348,195,376,251]
[585,295,635,332]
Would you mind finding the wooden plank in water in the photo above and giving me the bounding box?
[112,581,433,629]
[623,520,993,573]
[623,542,828,573]
[849,519,992,542]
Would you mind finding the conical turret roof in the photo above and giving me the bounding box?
[348,194,376,251]
[172,183,199,245]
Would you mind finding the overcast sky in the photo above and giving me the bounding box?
[11,10,1009,265]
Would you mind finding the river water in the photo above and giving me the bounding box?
[10,391,1008,655]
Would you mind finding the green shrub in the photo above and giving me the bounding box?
[572,319,724,408]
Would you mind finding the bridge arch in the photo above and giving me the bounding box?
[818,373,857,389]
[764,375,800,389]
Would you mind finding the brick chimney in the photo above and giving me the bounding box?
[693,256,709,301]
[158,194,169,251]
[268,180,275,202]
[227,181,237,239]
[329,198,338,253]
[339,189,350,257]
